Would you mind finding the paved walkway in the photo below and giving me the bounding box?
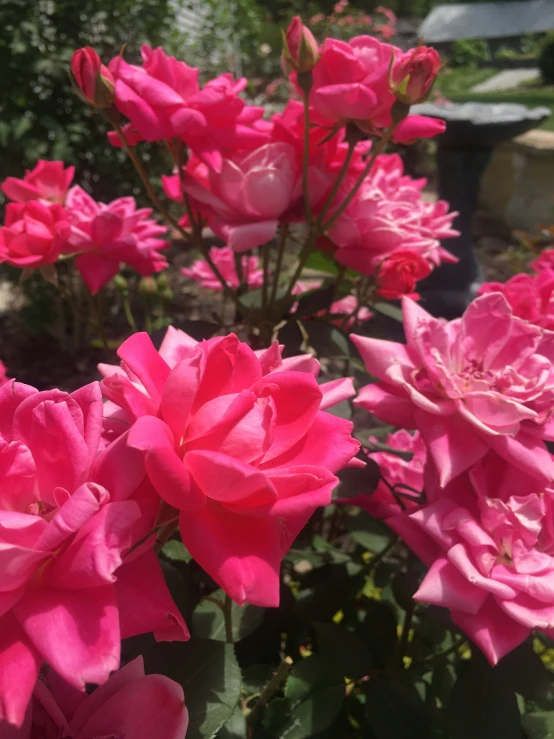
[472,68,539,92]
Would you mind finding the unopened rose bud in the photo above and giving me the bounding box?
[389,46,441,106]
[139,276,157,296]
[282,16,320,74]
[71,47,115,109]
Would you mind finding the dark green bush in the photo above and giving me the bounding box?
[449,37,491,68]
[540,31,554,85]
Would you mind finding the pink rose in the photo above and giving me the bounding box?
[479,270,554,331]
[388,463,554,664]
[71,47,115,109]
[352,293,554,489]
[100,328,359,606]
[65,186,169,294]
[182,246,263,290]
[340,429,425,518]
[389,46,441,105]
[308,36,444,139]
[1,160,75,205]
[0,361,8,386]
[532,248,554,273]
[0,201,70,268]
[376,249,432,300]
[9,657,188,739]
[108,46,268,172]
[0,380,187,728]
[178,142,301,251]
[283,16,320,74]
[328,153,457,275]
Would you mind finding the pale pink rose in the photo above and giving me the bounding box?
[1,161,75,205]
[65,186,169,294]
[181,246,263,290]
[0,201,70,268]
[108,46,268,172]
[308,36,444,139]
[388,461,554,664]
[8,657,188,739]
[340,429,425,518]
[0,380,188,728]
[178,142,301,251]
[479,270,554,331]
[328,153,457,275]
[100,328,359,607]
[352,293,554,490]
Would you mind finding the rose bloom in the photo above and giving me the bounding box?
[532,248,554,273]
[352,293,554,489]
[0,361,8,386]
[376,249,432,300]
[308,36,444,141]
[479,270,554,331]
[340,430,426,519]
[65,186,169,294]
[0,380,187,728]
[1,161,75,205]
[99,327,360,606]
[328,153,458,275]
[7,657,188,739]
[0,201,70,269]
[181,246,263,291]
[389,457,554,665]
[108,45,268,172]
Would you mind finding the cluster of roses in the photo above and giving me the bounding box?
[0,325,359,734]
[0,161,169,294]
[68,19,457,302]
[351,291,554,666]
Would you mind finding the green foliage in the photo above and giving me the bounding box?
[0,0,175,203]
[448,38,491,68]
[540,31,554,85]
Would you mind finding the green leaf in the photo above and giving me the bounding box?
[522,711,554,739]
[304,250,339,275]
[344,510,392,552]
[311,535,351,564]
[495,640,554,703]
[193,589,264,642]
[365,676,434,739]
[143,639,241,739]
[372,302,403,322]
[217,706,247,738]
[312,621,372,678]
[364,676,433,738]
[295,563,365,621]
[446,654,521,739]
[359,599,398,670]
[302,321,350,358]
[161,539,192,563]
[294,283,336,317]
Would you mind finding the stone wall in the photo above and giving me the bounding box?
[479,129,554,231]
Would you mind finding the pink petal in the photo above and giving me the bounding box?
[0,613,41,728]
[354,383,416,428]
[350,334,416,382]
[117,333,171,406]
[414,558,488,614]
[319,377,355,410]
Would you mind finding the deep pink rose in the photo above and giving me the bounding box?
[376,249,432,300]
[8,657,188,739]
[389,46,441,105]
[71,47,115,109]
[340,429,426,518]
[479,270,554,331]
[353,293,554,489]
[0,201,70,268]
[100,328,360,606]
[388,461,554,664]
[108,46,268,172]
[0,361,8,386]
[283,16,320,73]
[532,248,554,273]
[1,161,75,205]
[0,380,187,728]
[328,153,457,275]
[181,246,263,290]
[308,36,444,138]
[65,186,169,294]
[176,142,301,251]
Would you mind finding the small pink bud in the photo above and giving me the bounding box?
[71,47,115,109]
[282,16,320,74]
[389,46,441,106]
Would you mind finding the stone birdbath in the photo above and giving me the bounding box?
[410,102,551,318]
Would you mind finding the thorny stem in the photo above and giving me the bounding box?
[122,293,138,333]
[325,263,347,318]
[323,123,398,231]
[417,637,468,667]
[262,244,270,313]
[270,225,288,306]
[283,232,316,303]
[316,141,355,228]
[246,657,293,735]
